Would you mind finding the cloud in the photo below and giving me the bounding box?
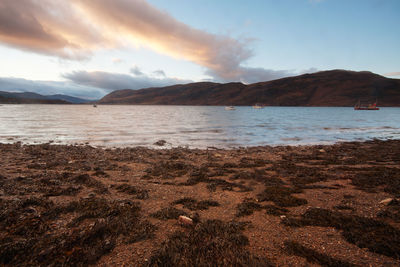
[62,70,192,90]
[0,77,106,99]
[74,0,256,81]
[112,57,124,64]
[130,66,144,76]
[206,67,293,84]
[0,0,303,83]
[0,0,106,59]
[207,67,318,84]
[384,72,400,77]
[0,68,191,99]
[153,70,166,77]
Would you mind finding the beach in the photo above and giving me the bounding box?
[1,140,400,266]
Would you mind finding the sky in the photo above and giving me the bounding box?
[0,0,399,99]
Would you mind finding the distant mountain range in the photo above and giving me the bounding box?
[1,70,399,106]
[0,91,90,104]
[99,70,400,106]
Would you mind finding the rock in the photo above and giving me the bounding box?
[379,198,393,205]
[178,215,193,225]
[319,149,326,153]
[280,215,286,219]
[154,140,167,146]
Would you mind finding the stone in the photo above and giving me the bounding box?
[154,140,167,146]
[379,198,393,205]
[178,215,193,225]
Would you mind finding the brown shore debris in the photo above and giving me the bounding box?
[0,139,400,266]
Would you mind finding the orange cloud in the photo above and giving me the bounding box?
[0,0,296,82]
[0,0,106,59]
[73,0,253,80]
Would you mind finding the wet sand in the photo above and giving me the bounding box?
[0,140,400,266]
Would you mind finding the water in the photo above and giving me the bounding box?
[0,104,399,148]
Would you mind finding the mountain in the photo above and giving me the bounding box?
[0,95,70,104]
[99,70,400,106]
[44,94,90,104]
[0,91,90,104]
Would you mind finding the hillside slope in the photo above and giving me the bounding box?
[99,70,400,106]
[0,95,70,104]
[0,91,90,104]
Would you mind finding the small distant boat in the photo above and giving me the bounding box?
[225,106,235,110]
[93,104,97,108]
[354,100,379,110]
[252,103,264,109]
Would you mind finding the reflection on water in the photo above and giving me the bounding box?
[0,105,399,148]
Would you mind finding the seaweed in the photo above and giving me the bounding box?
[236,201,263,217]
[270,161,330,186]
[145,161,194,178]
[284,241,356,267]
[113,183,149,199]
[378,199,400,222]
[151,207,188,220]
[0,197,155,265]
[349,167,400,195]
[69,174,109,194]
[264,205,288,216]
[183,168,251,192]
[283,208,400,259]
[230,169,278,185]
[206,178,252,192]
[145,220,273,267]
[333,205,354,211]
[173,197,219,211]
[257,186,307,207]
[44,186,81,197]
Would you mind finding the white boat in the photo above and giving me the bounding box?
[225,106,235,110]
[252,103,264,109]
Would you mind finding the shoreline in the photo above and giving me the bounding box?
[1,140,400,265]
[1,137,399,150]
[2,103,400,107]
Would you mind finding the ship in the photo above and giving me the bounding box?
[354,100,379,110]
[252,103,264,109]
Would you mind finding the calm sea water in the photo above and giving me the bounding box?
[0,104,399,148]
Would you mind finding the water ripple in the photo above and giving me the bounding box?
[0,105,399,148]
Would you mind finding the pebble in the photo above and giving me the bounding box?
[178,215,193,225]
[379,198,393,205]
